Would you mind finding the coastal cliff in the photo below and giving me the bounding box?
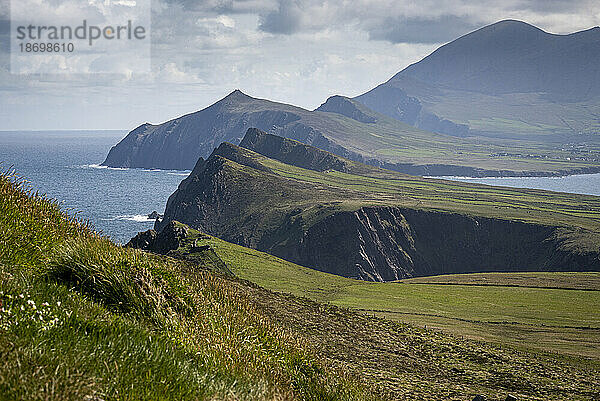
[156,129,600,281]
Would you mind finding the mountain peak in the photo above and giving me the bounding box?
[316,95,377,123]
[224,89,252,100]
[388,19,600,99]
[486,19,543,31]
[460,19,547,42]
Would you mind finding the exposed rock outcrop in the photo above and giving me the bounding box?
[127,221,187,254]
[148,211,162,220]
[127,228,157,251]
[127,221,233,276]
[315,96,377,123]
[240,128,351,173]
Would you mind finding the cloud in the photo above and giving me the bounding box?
[157,0,275,15]
[155,62,205,83]
[258,0,301,34]
[366,15,481,44]
[256,0,599,43]
[1,0,599,129]
[255,0,484,43]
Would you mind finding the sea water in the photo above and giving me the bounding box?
[0,130,187,243]
[430,174,600,197]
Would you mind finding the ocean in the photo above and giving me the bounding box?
[2,130,600,244]
[0,130,187,244]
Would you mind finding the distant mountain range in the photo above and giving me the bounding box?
[356,20,600,140]
[103,20,600,176]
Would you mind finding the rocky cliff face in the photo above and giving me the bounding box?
[156,129,600,281]
[355,85,471,137]
[127,221,188,254]
[286,207,598,281]
[240,128,352,173]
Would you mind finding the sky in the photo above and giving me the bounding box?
[0,0,599,131]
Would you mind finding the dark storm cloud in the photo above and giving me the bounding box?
[255,0,599,43]
[367,15,481,44]
[255,0,484,43]
[159,0,275,14]
[257,0,301,34]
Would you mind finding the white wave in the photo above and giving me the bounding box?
[78,164,191,174]
[79,164,128,171]
[102,214,155,222]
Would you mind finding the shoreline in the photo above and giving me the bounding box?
[427,171,600,179]
[377,162,600,179]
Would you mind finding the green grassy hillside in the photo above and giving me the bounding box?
[0,171,377,401]
[256,145,600,233]
[186,228,600,363]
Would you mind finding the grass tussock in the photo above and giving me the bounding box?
[0,170,378,401]
[0,170,90,267]
[45,238,191,321]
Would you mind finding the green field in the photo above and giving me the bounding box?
[402,271,600,290]
[260,150,600,232]
[191,231,600,362]
[322,109,600,174]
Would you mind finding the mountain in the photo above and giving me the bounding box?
[356,20,600,140]
[103,89,600,176]
[156,128,600,281]
[103,89,407,171]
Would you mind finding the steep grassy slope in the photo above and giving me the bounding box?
[102,90,600,176]
[356,20,600,142]
[0,171,378,401]
[173,227,600,365]
[159,129,600,281]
